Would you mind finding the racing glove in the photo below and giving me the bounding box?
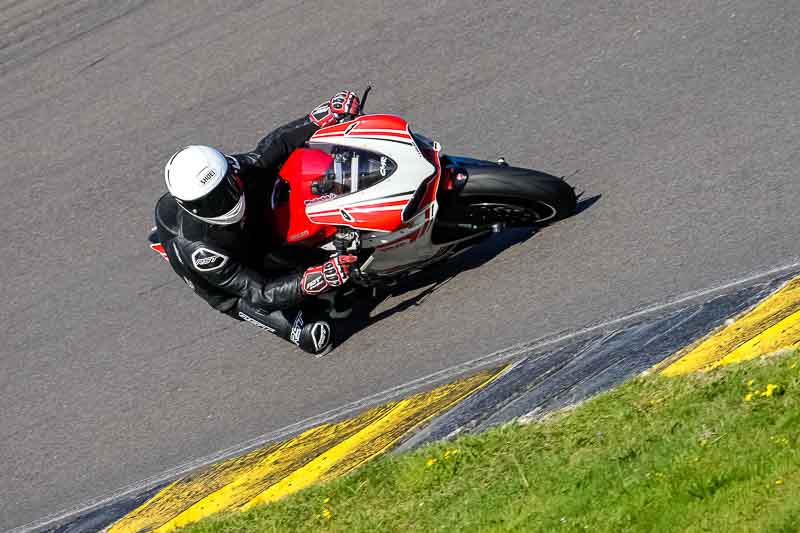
[301,255,358,295]
[308,91,361,128]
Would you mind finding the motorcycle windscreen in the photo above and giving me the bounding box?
[308,144,397,195]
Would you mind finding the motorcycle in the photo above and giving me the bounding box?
[149,88,577,289]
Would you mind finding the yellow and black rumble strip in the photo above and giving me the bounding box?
[105,368,506,533]
[659,275,800,375]
[41,268,800,533]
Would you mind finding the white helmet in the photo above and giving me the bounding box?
[164,145,245,225]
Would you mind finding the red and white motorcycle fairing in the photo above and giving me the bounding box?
[275,114,456,278]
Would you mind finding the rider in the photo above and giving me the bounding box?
[154,91,361,357]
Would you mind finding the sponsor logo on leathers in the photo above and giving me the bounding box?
[191,247,229,272]
[290,312,304,345]
[238,312,277,333]
[302,271,326,294]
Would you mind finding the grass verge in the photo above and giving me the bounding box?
[181,351,800,532]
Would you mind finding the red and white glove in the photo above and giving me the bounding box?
[301,255,358,295]
[308,91,361,128]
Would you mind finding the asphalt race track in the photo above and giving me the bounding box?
[2,1,799,529]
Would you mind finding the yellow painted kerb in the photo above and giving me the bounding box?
[109,365,506,533]
[662,276,800,375]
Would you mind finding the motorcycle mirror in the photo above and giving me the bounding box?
[360,85,372,115]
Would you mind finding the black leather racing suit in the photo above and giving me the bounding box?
[154,116,334,355]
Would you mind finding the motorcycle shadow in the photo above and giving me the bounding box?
[329,228,533,350]
[334,193,601,349]
[574,192,601,216]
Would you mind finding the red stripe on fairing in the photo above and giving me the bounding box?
[308,213,343,224]
[355,210,403,231]
[376,207,435,251]
[347,207,405,214]
[349,130,412,139]
[376,227,423,250]
[311,132,347,138]
[309,206,404,232]
[313,122,352,135]
[308,198,410,215]
[313,126,412,139]
[310,134,412,143]
[348,199,409,209]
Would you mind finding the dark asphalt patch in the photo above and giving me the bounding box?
[397,268,799,451]
[36,484,165,533]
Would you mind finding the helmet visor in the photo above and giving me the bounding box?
[177,171,242,219]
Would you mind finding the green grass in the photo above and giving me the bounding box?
[181,351,800,533]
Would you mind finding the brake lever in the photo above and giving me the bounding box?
[360,85,372,114]
[338,85,372,123]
